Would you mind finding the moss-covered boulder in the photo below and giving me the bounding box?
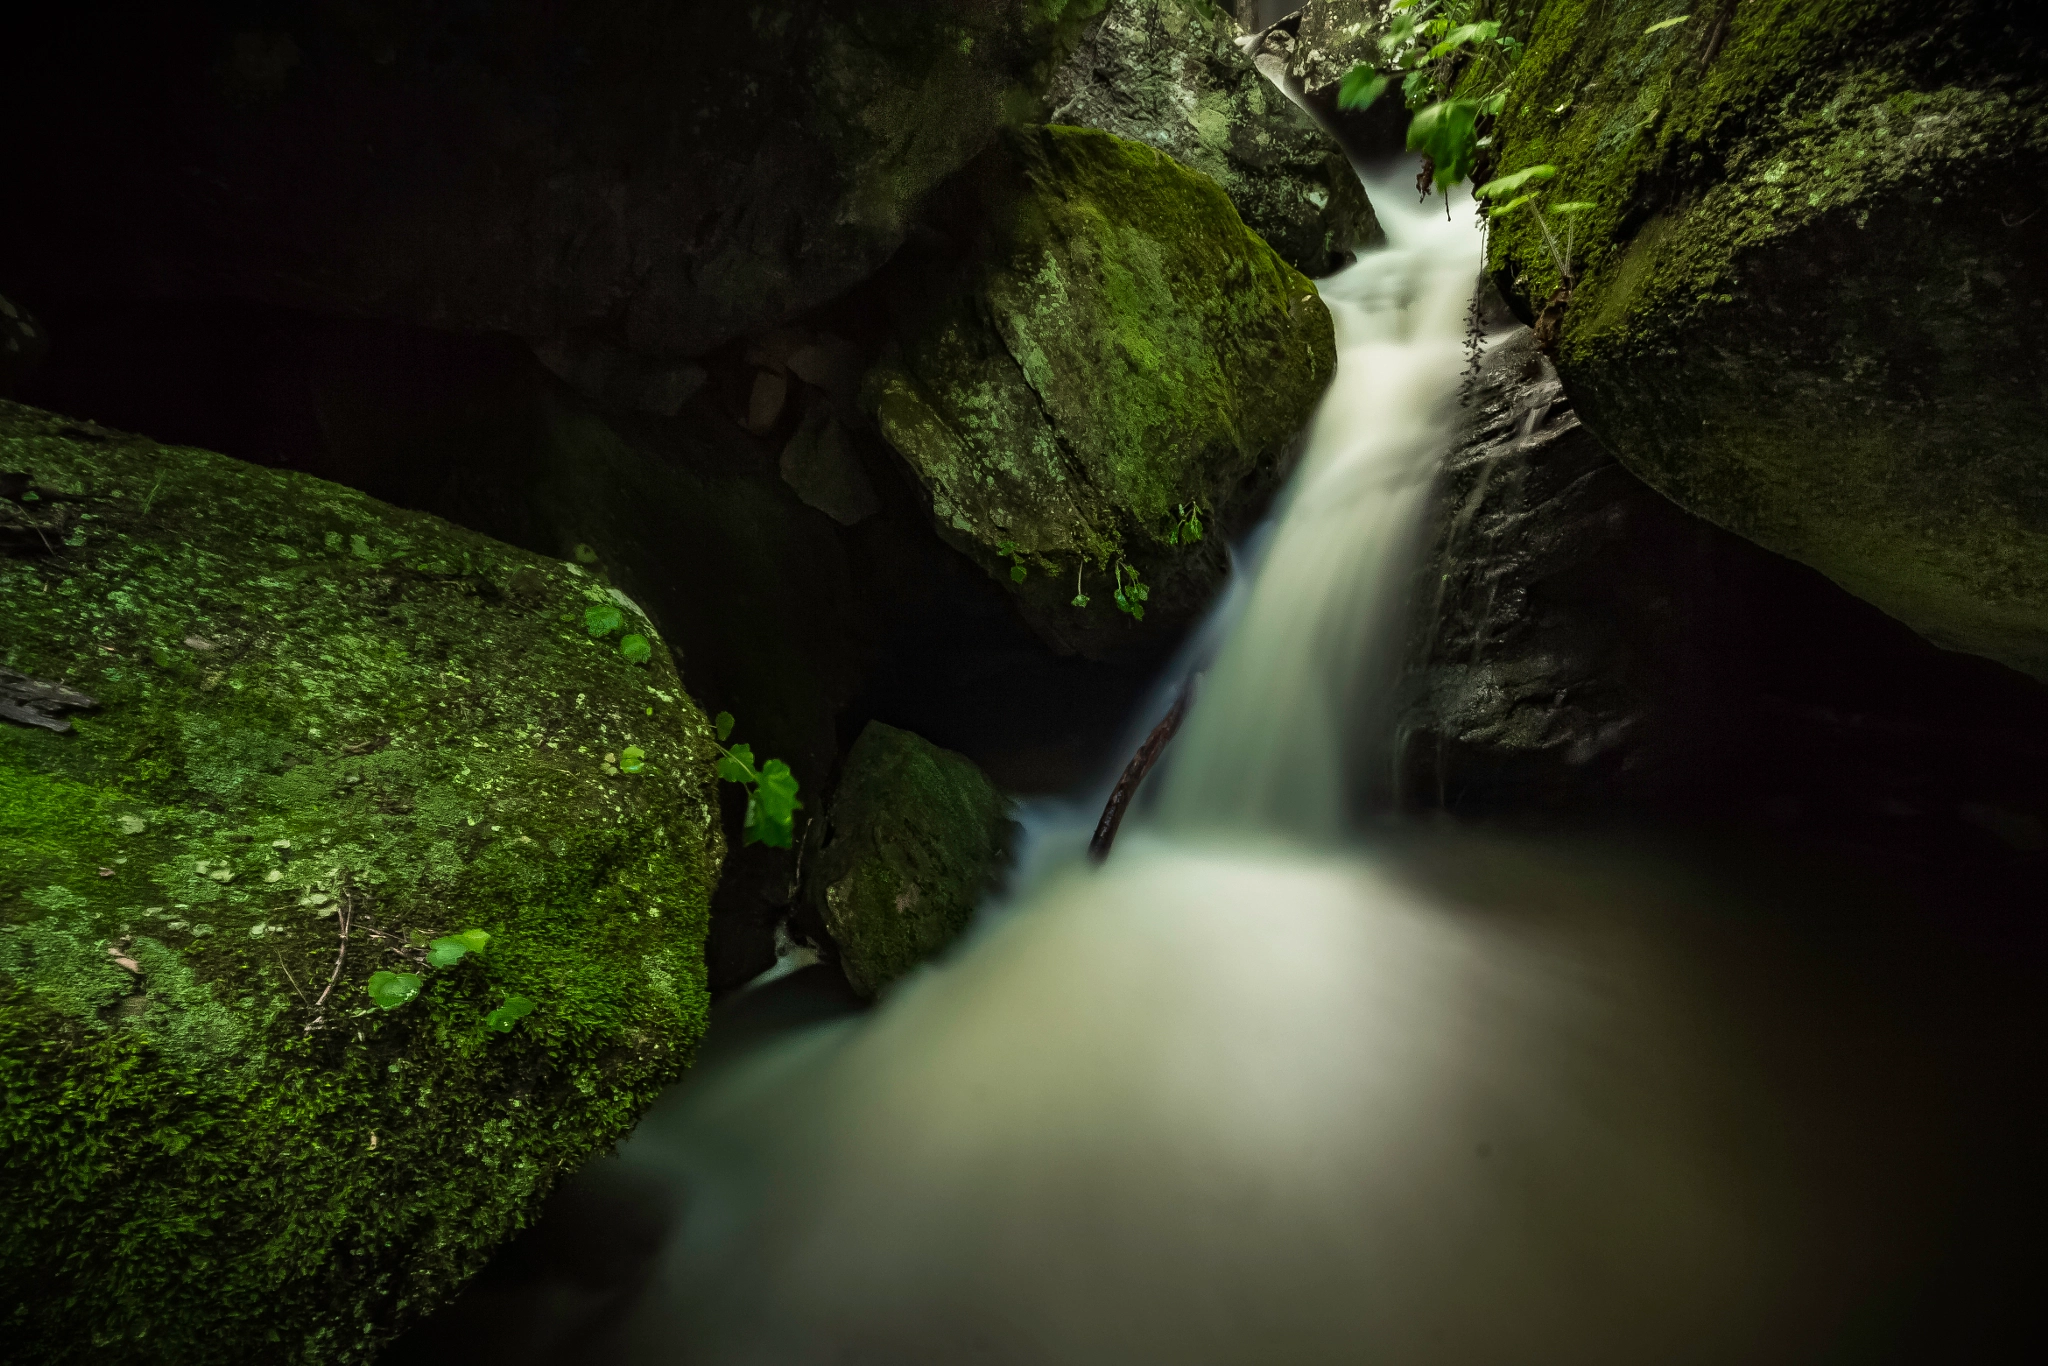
[804,722,1015,999]
[1485,0,2048,676]
[0,401,723,1362]
[1047,0,1381,275]
[866,124,1338,656]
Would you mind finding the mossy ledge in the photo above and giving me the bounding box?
[1483,0,2048,676]
[0,401,723,1362]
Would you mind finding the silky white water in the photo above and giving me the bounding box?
[569,188,1961,1365]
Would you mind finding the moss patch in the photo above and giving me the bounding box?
[1482,0,2048,675]
[0,401,723,1362]
[866,124,1336,655]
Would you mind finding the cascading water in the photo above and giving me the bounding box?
[544,187,1983,1366]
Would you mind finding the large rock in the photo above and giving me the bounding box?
[0,401,723,1362]
[1398,326,2048,883]
[0,292,48,396]
[1485,0,2048,677]
[804,722,1015,999]
[1047,0,1381,275]
[866,124,1338,656]
[2,1,1109,400]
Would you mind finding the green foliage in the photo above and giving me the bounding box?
[995,538,1029,583]
[482,995,535,1033]
[1475,164,1557,199]
[366,971,421,1010]
[618,633,652,665]
[425,929,489,969]
[1339,66,1390,111]
[1165,502,1204,547]
[1409,99,1483,188]
[1645,15,1692,35]
[619,745,646,774]
[584,603,623,636]
[715,710,736,742]
[1112,562,1149,621]
[709,715,802,848]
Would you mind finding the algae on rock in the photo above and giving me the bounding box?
[1483,0,2048,677]
[866,124,1338,656]
[805,722,1015,999]
[0,401,723,1362]
[1047,0,1382,275]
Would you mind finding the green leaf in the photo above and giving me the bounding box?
[425,936,472,968]
[742,759,802,849]
[1072,593,1090,608]
[1488,193,1539,218]
[1010,564,1028,583]
[619,745,646,774]
[1338,65,1390,112]
[619,633,652,665]
[1407,99,1482,187]
[717,743,757,784]
[1480,91,1509,117]
[715,711,735,742]
[483,995,536,1032]
[1548,201,1598,215]
[995,539,1017,556]
[367,971,422,1009]
[1427,21,1499,61]
[1644,15,1691,34]
[584,604,623,637]
[1474,164,1557,199]
[1401,68,1432,104]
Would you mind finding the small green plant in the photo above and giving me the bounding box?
[483,995,536,1032]
[619,744,646,774]
[1071,562,1091,609]
[995,539,1029,583]
[1165,503,1204,547]
[712,711,802,848]
[1113,563,1149,621]
[619,632,652,665]
[584,603,623,636]
[1338,0,1528,194]
[367,970,422,1009]
[425,928,490,968]
[1645,15,1692,35]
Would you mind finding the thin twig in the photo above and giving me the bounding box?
[1090,673,1199,863]
[305,882,354,1031]
[270,940,310,1009]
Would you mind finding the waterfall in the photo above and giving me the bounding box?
[558,190,1964,1366]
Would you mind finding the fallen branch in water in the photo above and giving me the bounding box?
[1090,674,1197,863]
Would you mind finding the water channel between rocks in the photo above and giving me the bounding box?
[389,177,2034,1366]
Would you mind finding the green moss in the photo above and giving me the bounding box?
[1482,0,2048,676]
[0,400,724,1362]
[867,124,1336,650]
[807,723,1015,999]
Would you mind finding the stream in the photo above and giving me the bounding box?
[389,178,2042,1366]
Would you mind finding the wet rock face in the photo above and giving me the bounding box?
[867,124,1337,658]
[0,401,723,1362]
[1046,0,1382,275]
[0,293,47,396]
[2,1,1103,387]
[1401,327,2048,884]
[1486,0,2048,677]
[804,722,1016,999]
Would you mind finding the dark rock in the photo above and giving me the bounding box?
[804,722,1016,999]
[2,2,1103,377]
[1046,0,1382,275]
[866,124,1337,658]
[1486,0,2048,677]
[1401,326,2048,887]
[0,292,49,396]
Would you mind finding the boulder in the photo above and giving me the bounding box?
[804,722,1015,999]
[1485,0,2048,677]
[1046,0,1381,275]
[866,124,1338,657]
[0,400,723,1362]
[2,1,1110,394]
[1398,326,2048,885]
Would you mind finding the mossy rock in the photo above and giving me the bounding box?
[1047,0,1382,275]
[866,124,1337,656]
[0,401,723,1362]
[805,722,1015,999]
[1485,0,2048,676]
